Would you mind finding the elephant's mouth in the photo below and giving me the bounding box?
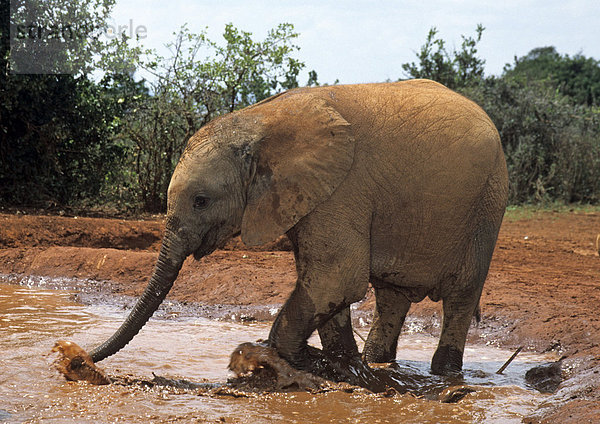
[193,227,219,260]
[193,246,216,260]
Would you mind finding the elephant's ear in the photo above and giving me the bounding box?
[241,95,355,246]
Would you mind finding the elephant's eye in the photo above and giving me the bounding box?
[193,195,209,210]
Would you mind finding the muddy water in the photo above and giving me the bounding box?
[0,283,556,423]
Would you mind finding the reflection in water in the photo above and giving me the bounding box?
[0,282,554,423]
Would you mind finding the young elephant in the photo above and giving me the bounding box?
[86,80,508,376]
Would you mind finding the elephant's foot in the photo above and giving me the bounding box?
[303,346,403,393]
[431,345,463,376]
[229,342,324,391]
[52,340,111,385]
[362,342,396,364]
[229,342,403,393]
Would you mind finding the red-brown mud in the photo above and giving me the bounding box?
[1,210,599,422]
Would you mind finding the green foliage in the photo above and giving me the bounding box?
[116,79,193,212]
[1,0,307,213]
[504,46,600,106]
[405,28,600,205]
[504,204,600,222]
[307,70,319,86]
[0,0,147,210]
[3,9,600,213]
[402,24,485,89]
[462,77,600,204]
[213,23,304,110]
[0,73,140,207]
[7,0,116,75]
[116,22,306,212]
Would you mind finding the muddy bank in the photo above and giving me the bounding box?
[1,211,600,422]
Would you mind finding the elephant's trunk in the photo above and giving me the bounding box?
[89,227,185,363]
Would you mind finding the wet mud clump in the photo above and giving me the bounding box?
[525,361,564,393]
[52,340,111,385]
[228,342,324,391]
[226,341,453,397]
[49,337,481,403]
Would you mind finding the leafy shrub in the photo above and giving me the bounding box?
[113,23,308,212]
[403,25,600,205]
[0,74,130,208]
[462,79,600,203]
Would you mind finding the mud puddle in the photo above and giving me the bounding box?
[0,282,557,423]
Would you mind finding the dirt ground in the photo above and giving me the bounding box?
[1,210,599,423]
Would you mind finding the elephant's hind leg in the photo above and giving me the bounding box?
[431,212,500,375]
[363,286,411,363]
[431,287,481,375]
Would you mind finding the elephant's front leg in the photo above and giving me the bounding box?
[363,286,412,363]
[268,215,370,370]
[318,306,358,357]
[268,273,367,369]
[267,284,321,368]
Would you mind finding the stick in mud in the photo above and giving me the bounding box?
[496,346,523,374]
[353,328,367,343]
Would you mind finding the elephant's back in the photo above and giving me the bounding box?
[305,80,504,177]
[323,80,506,206]
[319,81,507,289]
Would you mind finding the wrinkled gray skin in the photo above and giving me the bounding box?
[89,80,508,376]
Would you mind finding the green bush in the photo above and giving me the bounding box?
[462,79,600,204]
[3,15,600,213]
[402,26,600,205]
[0,74,130,208]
